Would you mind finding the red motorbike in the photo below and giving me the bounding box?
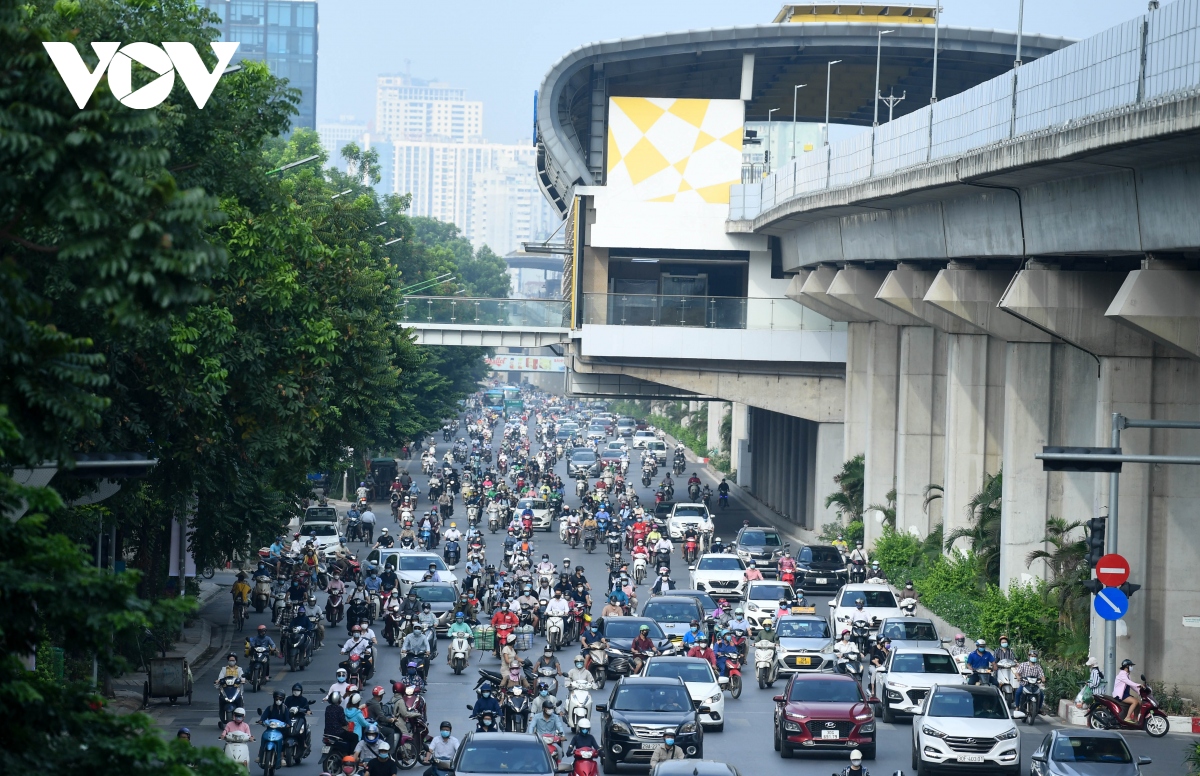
[1087,676,1170,737]
[779,566,796,587]
[720,652,744,699]
[683,536,699,564]
[571,747,599,776]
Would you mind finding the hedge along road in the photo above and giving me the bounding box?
[148,411,1192,775]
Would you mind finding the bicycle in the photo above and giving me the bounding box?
[233,599,248,632]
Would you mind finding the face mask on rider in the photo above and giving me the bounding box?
[664,738,675,747]
[441,730,451,739]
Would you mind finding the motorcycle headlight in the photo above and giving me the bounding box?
[707,692,722,704]
[677,722,698,734]
[610,721,632,736]
[997,727,1018,741]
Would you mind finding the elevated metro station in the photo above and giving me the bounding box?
[403,2,1200,692]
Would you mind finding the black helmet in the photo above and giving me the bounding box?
[1120,659,1135,669]
[273,690,285,701]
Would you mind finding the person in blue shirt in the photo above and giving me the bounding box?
[344,691,368,739]
[714,632,740,677]
[527,699,569,736]
[469,681,502,720]
[346,505,361,522]
[681,620,702,647]
[966,639,996,685]
[363,569,383,594]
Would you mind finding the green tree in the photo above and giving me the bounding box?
[462,244,512,298]
[1026,517,1089,631]
[825,454,865,523]
[867,487,897,531]
[945,470,1003,584]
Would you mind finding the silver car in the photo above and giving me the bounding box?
[877,617,942,650]
[771,615,835,675]
[1031,730,1151,776]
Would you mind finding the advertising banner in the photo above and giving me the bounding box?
[485,355,566,372]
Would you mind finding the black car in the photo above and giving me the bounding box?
[597,676,706,769]
[450,732,555,776]
[598,616,668,677]
[794,544,848,592]
[734,526,790,573]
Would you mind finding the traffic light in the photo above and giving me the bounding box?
[1085,517,1107,570]
[1081,579,1104,595]
[1119,581,1141,598]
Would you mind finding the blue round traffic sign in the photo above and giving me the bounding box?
[1093,586,1129,621]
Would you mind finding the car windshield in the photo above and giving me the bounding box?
[672,507,707,518]
[635,431,654,438]
[1050,736,1133,764]
[601,452,623,460]
[697,557,744,571]
[604,620,665,639]
[647,442,664,450]
[517,500,547,510]
[606,442,625,449]
[799,546,842,564]
[641,601,699,623]
[413,586,457,603]
[788,679,863,703]
[882,621,938,641]
[748,584,792,601]
[890,653,958,674]
[646,661,716,684]
[927,688,1009,719]
[397,555,448,572]
[302,523,338,537]
[305,507,338,522]
[571,452,596,462]
[612,684,693,712]
[777,620,830,639]
[740,531,782,546]
[456,739,552,774]
[840,590,898,608]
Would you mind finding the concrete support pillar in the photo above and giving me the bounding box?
[812,422,845,528]
[843,322,872,462]
[942,334,1005,549]
[784,417,798,522]
[863,322,900,547]
[731,402,749,486]
[999,342,1053,588]
[707,401,728,454]
[895,327,940,538]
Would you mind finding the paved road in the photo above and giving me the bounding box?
[149,414,1190,775]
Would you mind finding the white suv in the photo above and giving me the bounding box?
[689,553,746,599]
[870,647,964,722]
[631,429,656,448]
[666,503,712,540]
[911,684,1020,776]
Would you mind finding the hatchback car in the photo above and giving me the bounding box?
[587,423,608,441]
[600,449,628,468]
[772,673,876,760]
[743,580,798,630]
[300,519,344,559]
[367,549,459,593]
[912,684,1020,775]
[408,581,460,635]
[605,439,630,454]
[569,449,601,478]
[869,647,963,722]
[734,526,789,573]
[642,656,726,730]
[616,418,637,436]
[451,732,555,776]
[597,676,706,768]
[689,554,746,600]
[516,498,553,531]
[829,584,904,637]
[1030,730,1151,776]
[771,615,835,676]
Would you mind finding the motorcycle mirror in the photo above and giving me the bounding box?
[466,705,473,710]
[688,566,695,571]
[868,696,880,705]
[257,708,263,714]
[594,704,607,712]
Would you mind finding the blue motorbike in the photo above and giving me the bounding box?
[258,717,286,775]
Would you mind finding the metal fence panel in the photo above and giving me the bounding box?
[1015,17,1142,134]
[827,129,874,188]
[1144,0,1200,100]
[930,72,1013,159]
[796,146,830,194]
[874,106,932,176]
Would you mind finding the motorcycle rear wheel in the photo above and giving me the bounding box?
[758,667,769,690]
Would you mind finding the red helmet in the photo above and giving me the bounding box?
[372,685,385,696]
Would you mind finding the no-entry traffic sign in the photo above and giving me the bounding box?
[1095,553,1130,587]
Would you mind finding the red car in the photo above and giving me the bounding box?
[772,672,876,760]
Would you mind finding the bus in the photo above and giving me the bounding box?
[484,389,504,412]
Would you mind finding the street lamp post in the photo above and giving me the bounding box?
[931,4,942,102]
[873,30,894,126]
[767,107,779,173]
[824,60,841,146]
[791,84,807,159]
[1015,0,1025,67]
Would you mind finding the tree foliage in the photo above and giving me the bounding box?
[944,470,1003,584]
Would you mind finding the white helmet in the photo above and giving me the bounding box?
[849,750,863,763]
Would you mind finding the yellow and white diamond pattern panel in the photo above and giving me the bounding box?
[606,97,744,205]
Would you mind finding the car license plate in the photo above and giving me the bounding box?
[793,656,812,666]
[957,755,985,763]
[640,743,658,750]
[815,577,827,585]
[321,746,330,754]
[820,730,840,740]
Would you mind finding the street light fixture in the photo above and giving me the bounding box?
[823,60,842,146]
[1015,0,1025,67]
[266,154,320,175]
[931,3,943,103]
[873,30,894,127]
[791,84,807,159]
[767,108,779,173]
[330,189,353,200]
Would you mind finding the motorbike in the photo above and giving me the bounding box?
[1086,674,1170,737]
[687,483,701,502]
[346,516,362,543]
[255,717,284,774]
[488,513,500,533]
[536,665,560,696]
[848,560,866,585]
[607,534,623,557]
[683,536,699,565]
[655,549,671,573]
[444,540,461,566]
[383,609,405,647]
[320,734,356,774]
[503,687,532,732]
[247,646,270,692]
[899,597,918,617]
[281,707,309,766]
[564,679,595,731]
[218,676,245,727]
[836,648,863,680]
[641,471,652,488]
[995,658,1017,708]
[850,617,873,656]
[1017,677,1043,724]
[586,648,608,688]
[575,479,587,498]
[540,734,565,770]
[754,639,778,689]
[252,576,272,613]
[719,653,743,699]
[583,529,597,554]
[571,747,599,776]
[449,631,473,675]
[223,729,252,768]
[633,555,647,585]
[546,615,566,651]
[284,625,311,672]
[567,524,581,549]
[673,457,686,476]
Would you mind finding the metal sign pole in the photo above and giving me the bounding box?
[1104,413,1121,693]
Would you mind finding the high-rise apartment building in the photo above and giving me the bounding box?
[470,162,559,257]
[392,141,532,235]
[317,120,367,165]
[202,0,318,129]
[376,74,483,142]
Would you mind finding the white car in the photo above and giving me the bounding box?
[666,502,713,540]
[631,430,656,449]
[642,655,727,731]
[516,497,553,531]
[829,584,904,637]
[689,553,746,600]
[743,580,798,630]
[870,647,964,722]
[300,520,344,559]
[645,439,668,464]
[911,684,1021,775]
[604,439,629,454]
[366,549,459,594]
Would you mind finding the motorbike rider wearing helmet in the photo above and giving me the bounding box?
[833,630,857,673]
[648,729,686,767]
[841,749,868,776]
[364,685,399,746]
[650,568,675,596]
[1114,659,1142,723]
[1013,649,1046,717]
[422,721,460,776]
[743,560,764,582]
[469,681,502,720]
[527,699,569,737]
[565,718,599,756]
[367,742,398,776]
[353,722,385,761]
[966,639,996,686]
[220,707,253,742]
[948,633,969,657]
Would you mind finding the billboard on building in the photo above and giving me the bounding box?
[485,355,567,372]
[605,97,744,204]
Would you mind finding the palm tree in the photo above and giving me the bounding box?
[1026,517,1088,629]
[922,483,943,514]
[824,454,865,523]
[944,470,1003,584]
[867,488,897,531]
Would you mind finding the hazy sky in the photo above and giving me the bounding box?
[316,0,1153,144]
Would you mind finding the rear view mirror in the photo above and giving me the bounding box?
[718,677,729,686]
[1137,756,1152,765]
[595,704,607,712]
[827,600,836,608]
[772,694,785,703]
